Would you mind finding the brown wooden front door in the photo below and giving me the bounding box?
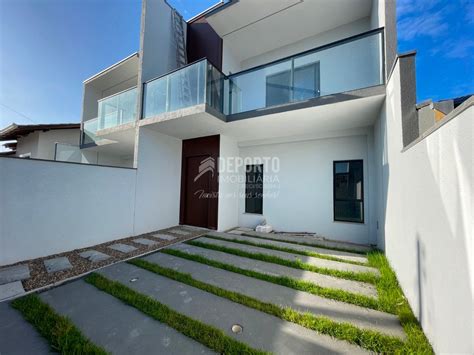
[180,135,219,229]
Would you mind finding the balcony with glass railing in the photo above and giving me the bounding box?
[224,29,384,115]
[142,59,225,119]
[142,29,383,121]
[97,86,138,130]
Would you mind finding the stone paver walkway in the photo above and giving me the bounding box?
[152,234,176,241]
[79,250,111,263]
[44,257,72,273]
[133,238,158,246]
[0,264,30,285]
[108,243,137,254]
[168,229,191,236]
[0,281,25,301]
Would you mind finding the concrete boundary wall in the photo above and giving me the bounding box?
[380,59,473,353]
[0,158,137,266]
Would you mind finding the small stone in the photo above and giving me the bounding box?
[0,281,25,301]
[168,229,190,236]
[0,265,30,285]
[108,243,137,253]
[79,250,111,262]
[44,257,73,273]
[152,234,176,241]
[134,238,158,246]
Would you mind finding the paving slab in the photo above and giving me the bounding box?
[168,244,377,298]
[0,302,53,354]
[196,237,379,275]
[79,250,111,263]
[152,233,177,241]
[181,225,209,232]
[0,264,30,285]
[168,229,191,236]
[208,231,368,264]
[133,238,158,246]
[243,230,373,253]
[0,281,25,301]
[98,262,368,354]
[108,243,137,253]
[142,252,405,338]
[44,257,72,273]
[228,229,244,235]
[40,280,213,355]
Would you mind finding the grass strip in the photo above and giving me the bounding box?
[241,233,368,255]
[187,240,378,284]
[368,252,433,353]
[11,294,107,354]
[129,258,403,353]
[205,235,367,266]
[162,248,382,312]
[85,273,267,355]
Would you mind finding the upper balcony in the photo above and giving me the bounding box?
[141,28,384,124]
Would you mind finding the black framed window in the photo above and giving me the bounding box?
[333,160,364,223]
[245,164,263,214]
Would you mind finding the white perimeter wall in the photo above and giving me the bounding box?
[0,158,136,265]
[238,131,376,245]
[378,61,473,353]
[133,127,182,235]
[217,135,240,231]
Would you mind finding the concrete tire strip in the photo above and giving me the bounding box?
[0,302,53,354]
[208,231,369,264]
[168,244,378,298]
[142,252,405,339]
[97,262,368,354]
[242,230,373,253]
[39,280,214,355]
[196,236,379,275]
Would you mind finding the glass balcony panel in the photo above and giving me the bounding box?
[225,31,383,115]
[206,63,225,113]
[97,87,137,130]
[82,118,98,145]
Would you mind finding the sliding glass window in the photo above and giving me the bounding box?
[333,160,364,223]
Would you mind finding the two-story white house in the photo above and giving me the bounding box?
[76,0,409,246]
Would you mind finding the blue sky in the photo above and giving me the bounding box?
[0,0,472,128]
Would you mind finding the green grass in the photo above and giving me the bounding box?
[129,258,404,353]
[11,294,107,354]
[368,251,433,354]
[205,234,368,266]
[162,248,381,311]
[240,232,368,254]
[85,273,267,355]
[187,240,378,284]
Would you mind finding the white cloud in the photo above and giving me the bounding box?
[444,39,474,59]
[398,11,449,41]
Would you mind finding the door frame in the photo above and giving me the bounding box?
[179,135,220,229]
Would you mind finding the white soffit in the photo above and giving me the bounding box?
[207,0,372,61]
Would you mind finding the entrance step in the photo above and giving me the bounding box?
[242,230,373,253]
[208,231,368,264]
[196,236,378,275]
[98,262,368,354]
[44,257,72,274]
[167,244,378,298]
[108,243,137,254]
[79,250,111,263]
[39,280,214,355]
[0,281,25,301]
[0,264,30,285]
[141,252,405,339]
[0,302,51,354]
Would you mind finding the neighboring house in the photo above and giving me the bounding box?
[0,123,80,159]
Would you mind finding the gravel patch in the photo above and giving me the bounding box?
[0,226,208,292]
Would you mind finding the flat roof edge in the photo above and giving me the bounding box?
[83,52,139,84]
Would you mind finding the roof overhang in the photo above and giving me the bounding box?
[0,123,80,141]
